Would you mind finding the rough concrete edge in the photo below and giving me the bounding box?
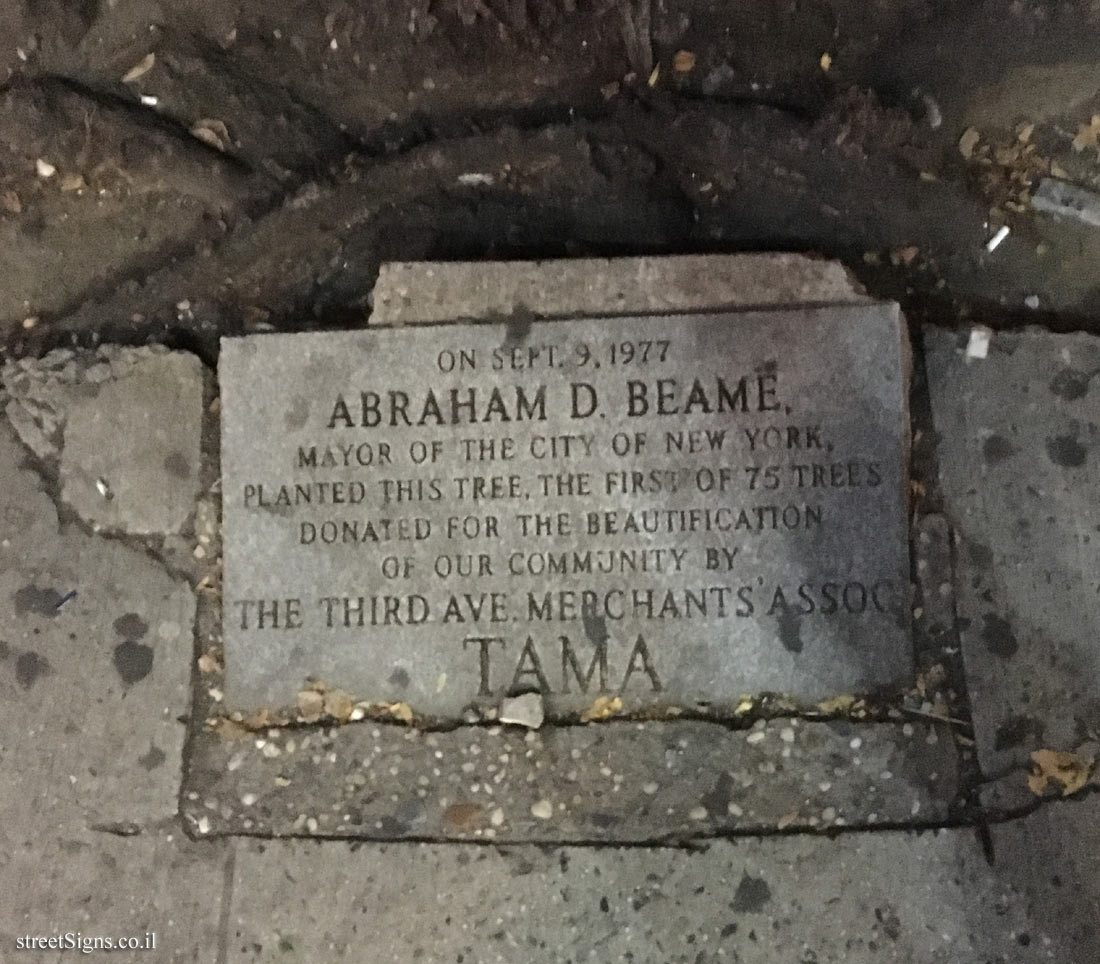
[368,253,872,326]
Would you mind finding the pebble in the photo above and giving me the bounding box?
[688,806,708,821]
[530,799,553,820]
[746,730,766,744]
[727,802,744,817]
[499,692,544,729]
[780,727,796,743]
[490,807,505,827]
[642,781,659,795]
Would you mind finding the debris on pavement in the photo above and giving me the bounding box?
[121,52,156,84]
[985,225,1010,252]
[499,692,544,729]
[966,326,992,359]
[1028,748,1095,797]
[1031,178,1100,229]
[580,695,623,722]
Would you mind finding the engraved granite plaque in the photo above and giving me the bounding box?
[219,305,911,717]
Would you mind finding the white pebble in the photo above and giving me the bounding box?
[531,799,553,820]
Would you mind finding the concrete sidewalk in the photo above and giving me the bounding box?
[1,315,1097,961]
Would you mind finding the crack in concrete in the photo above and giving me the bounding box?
[214,840,236,964]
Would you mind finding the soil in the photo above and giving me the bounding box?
[2,0,1100,359]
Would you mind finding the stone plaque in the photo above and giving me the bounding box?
[219,305,911,717]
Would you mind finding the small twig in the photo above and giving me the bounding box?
[899,705,972,729]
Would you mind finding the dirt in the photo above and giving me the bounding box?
[2,0,1100,359]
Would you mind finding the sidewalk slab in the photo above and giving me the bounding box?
[227,802,1100,964]
[0,419,224,962]
[186,716,958,843]
[0,422,194,829]
[925,326,1100,777]
[60,351,204,535]
[2,346,204,536]
[0,832,228,964]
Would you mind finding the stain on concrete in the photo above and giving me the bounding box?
[15,650,50,689]
[967,541,994,568]
[980,613,1019,658]
[0,640,9,660]
[388,667,410,689]
[702,772,734,817]
[875,905,902,941]
[163,451,190,478]
[501,305,534,347]
[138,743,166,770]
[982,435,1017,463]
[394,797,426,828]
[14,585,62,617]
[442,802,485,832]
[1046,434,1086,467]
[582,610,609,645]
[113,612,149,639]
[1050,368,1096,401]
[776,609,803,654]
[731,872,772,912]
[284,396,310,429]
[113,640,154,684]
[994,714,1043,751]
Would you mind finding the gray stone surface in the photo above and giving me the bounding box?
[0,422,194,827]
[225,801,1100,964]
[926,326,1100,776]
[1,834,228,963]
[0,419,223,961]
[986,795,1100,956]
[371,254,869,325]
[219,304,911,717]
[184,716,958,842]
[59,351,203,534]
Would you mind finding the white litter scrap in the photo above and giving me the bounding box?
[965,326,993,360]
[457,173,494,187]
[121,52,156,84]
[985,225,1010,252]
